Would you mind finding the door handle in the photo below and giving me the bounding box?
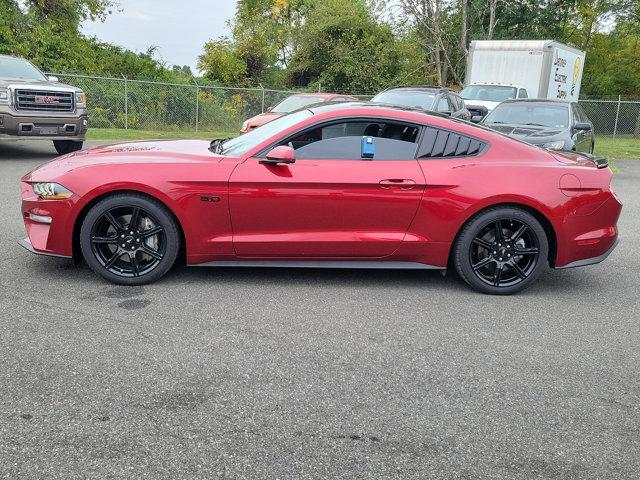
[379,179,416,189]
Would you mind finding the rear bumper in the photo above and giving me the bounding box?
[554,194,622,268]
[555,237,619,269]
[0,111,87,141]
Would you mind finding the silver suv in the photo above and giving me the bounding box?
[0,55,88,154]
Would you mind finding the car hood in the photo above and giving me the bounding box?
[246,112,283,128]
[483,123,566,143]
[24,140,221,182]
[0,78,81,92]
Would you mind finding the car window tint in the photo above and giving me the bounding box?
[518,89,528,99]
[574,104,588,123]
[437,97,450,112]
[295,136,417,160]
[280,120,420,160]
[453,95,464,111]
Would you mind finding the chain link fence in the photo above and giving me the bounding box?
[52,73,306,133]
[51,73,640,156]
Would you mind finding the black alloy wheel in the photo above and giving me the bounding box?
[80,194,179,285]
[454,207,549,294]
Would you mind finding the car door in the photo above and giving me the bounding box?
[228,119,426,258]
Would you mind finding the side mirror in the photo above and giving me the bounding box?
[260,145,295,165]
[47,75,59,83]
[471,115,484,123]
[266,106,273,112]
[575,122,592,131]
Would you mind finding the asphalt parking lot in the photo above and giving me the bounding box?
[0,140,638,479]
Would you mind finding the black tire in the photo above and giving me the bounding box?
[453,207,549,295]
[53,140,83,155]
[79,193,180,285]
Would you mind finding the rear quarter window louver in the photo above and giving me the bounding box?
[418,127,486,158]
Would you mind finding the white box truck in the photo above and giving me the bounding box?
[460,40,586,116]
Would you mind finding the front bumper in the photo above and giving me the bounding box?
[18,237,71,258]
[0,112,87,141]
[20,182,75,257]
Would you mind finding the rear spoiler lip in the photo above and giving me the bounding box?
[574,152,609,169]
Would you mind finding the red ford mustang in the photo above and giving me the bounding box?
[19,103,621,294]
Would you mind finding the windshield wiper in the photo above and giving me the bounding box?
[209,138,229,154]
[524,123,547,127]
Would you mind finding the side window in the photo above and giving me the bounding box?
[436,96,450,113]
[518,88,528,99]
[575,104,589,123]
[279,120,420,161]
[417,126,486,158]
[451,95,463,112]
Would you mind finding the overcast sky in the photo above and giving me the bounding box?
[82,0,238,73]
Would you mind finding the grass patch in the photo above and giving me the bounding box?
[86,128,236,142]
[595,135,640,160]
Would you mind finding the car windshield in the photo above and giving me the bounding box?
[272,95,327,113]
[221,109,314,156]
[371,90,436,110]
[483,103,570,128]
[0,56,48,81]
[460,85,517,102]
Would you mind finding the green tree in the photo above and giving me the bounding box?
[286,0,403,92]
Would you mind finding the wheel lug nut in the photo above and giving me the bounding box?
[493,251,497,254]
[499,257,503,261]
[121,234,125,238]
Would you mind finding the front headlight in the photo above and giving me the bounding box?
[0,88,10,105]
[542,140,566,150]
[32,183,74,200]
[75,91,87,106]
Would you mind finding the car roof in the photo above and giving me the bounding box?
[379,85,452,94]
[291,92,353,98]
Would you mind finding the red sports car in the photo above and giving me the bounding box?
[240,92,357,134]
[20,103,621,294]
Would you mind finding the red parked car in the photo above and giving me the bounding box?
[240,92,357,133]
[20,103,621,294]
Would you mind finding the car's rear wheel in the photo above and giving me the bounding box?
[79,194,180,285]
[53,140,83,155]
[453,207,548,295]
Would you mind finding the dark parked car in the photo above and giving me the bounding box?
[481,99,594,153]
[371,86,471,120]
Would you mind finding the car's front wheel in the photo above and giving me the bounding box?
[53,140,83,155]
[79,194,180,285]
[453,207,549,294]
